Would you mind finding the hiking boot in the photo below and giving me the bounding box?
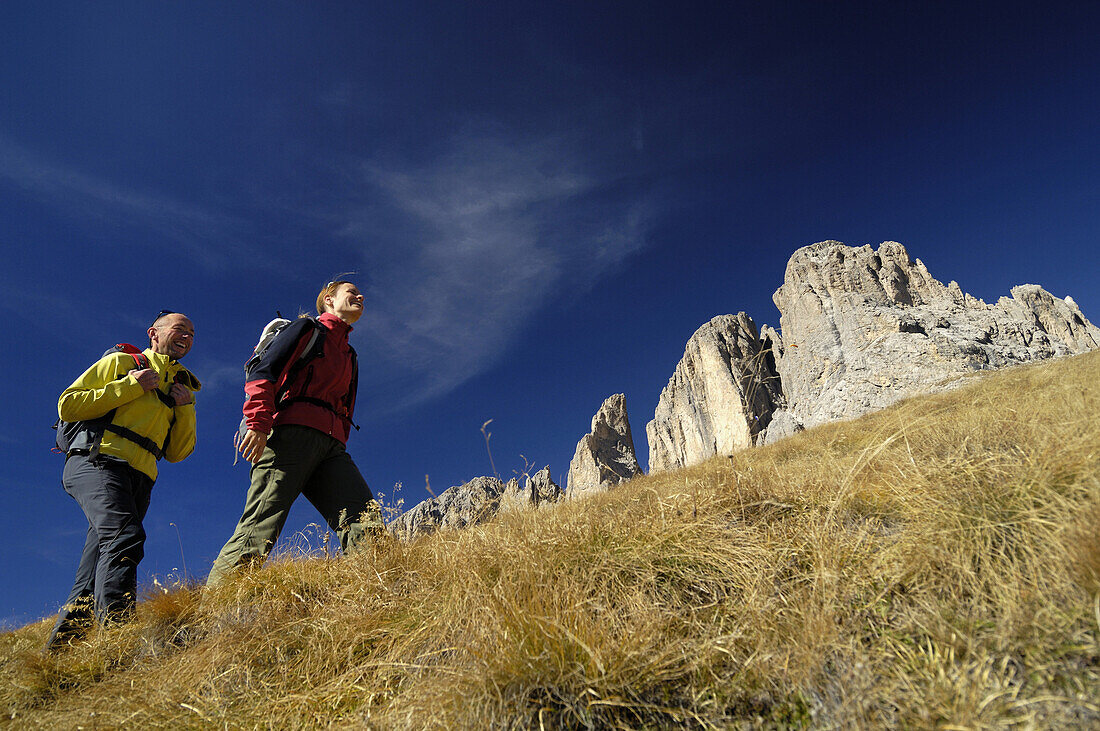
[44,616,92,653]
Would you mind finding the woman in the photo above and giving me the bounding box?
[207,280,382,587]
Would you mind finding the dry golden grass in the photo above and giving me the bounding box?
[3,351,1099,729]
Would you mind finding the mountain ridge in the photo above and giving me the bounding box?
[396,240,1098,533]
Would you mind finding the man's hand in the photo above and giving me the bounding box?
[238,429,269,464]
[129,368,160,392]
[169,383,193,406]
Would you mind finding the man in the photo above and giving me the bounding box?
[46,311,200,651]
[206,280,382,587]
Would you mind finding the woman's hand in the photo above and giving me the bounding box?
[238,429,269,464]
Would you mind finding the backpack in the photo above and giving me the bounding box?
[233,315,327,460]
[53,343,173,459]
[243,315,325,383]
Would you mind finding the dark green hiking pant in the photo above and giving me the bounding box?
[206,425,382,588]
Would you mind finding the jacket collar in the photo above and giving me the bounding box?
[145,348,174,370]
[143,348,202,391]
[318,311,353,335]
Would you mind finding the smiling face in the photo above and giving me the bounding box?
[324,282,364,324]
[148,313,195,360]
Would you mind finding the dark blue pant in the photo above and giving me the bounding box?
[47,453,153,649]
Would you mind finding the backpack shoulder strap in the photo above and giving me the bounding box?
[275,318,327,405]
[110,346,172,408]
[346,345,360,431]
[302,318,325,357]
[104,343,149,372]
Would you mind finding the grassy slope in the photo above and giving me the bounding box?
[3,351,1099,729]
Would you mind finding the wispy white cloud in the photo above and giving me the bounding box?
[187,362,243,396]
[0,134,261,272]
[339,126,658,411]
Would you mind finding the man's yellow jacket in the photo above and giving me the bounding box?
[58,349,200,480]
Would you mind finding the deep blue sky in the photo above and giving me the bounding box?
[2,1,1098,628]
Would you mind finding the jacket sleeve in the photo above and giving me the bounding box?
[243,318,316,435]
[163,365,200,463]
[58,353,146,422]
[164,402,197,462]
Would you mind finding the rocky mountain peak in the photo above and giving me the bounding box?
[773,240,1100,431]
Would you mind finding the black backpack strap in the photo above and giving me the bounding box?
[276,338,360,431]
[107,351,170,458]
[277,396,360,431]
[128,351,180,411]
[104,423,165,460]
[153,389,177,409]
[54,350,169,459]
[279,395,341,414]
[346,346,360,431]
[274,318,326,406]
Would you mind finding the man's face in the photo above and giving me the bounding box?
[327,283,364,324]
[149,313,194,360]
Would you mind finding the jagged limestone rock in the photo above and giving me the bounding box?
[499,477,523,512]
[760,323,783,359]
[567,394,642,497]
[645,313,783,472]
[529,466,564,505]
[759,408,803,445]
[390,476,504,538]
[499,466,563,512]
[647,241,1098,459]
[772,240,1100,429]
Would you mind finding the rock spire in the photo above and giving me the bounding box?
[647,240,1099,468]
[646,313,782,472]
[567,393,642,496]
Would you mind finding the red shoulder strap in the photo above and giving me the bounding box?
[113,343,149,370]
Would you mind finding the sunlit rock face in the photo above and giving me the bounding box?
[771,240,1100,431]
[567,394,642,497]
[390,476,504,538]
[646,313,783,473]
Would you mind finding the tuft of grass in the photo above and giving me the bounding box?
[2,351,1099,728]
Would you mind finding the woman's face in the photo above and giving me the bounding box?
[326,283,365,324]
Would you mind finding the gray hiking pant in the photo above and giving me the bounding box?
[48,453,153,649]
[206,424,381,588]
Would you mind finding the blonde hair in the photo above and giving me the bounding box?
[316,280,354,315]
